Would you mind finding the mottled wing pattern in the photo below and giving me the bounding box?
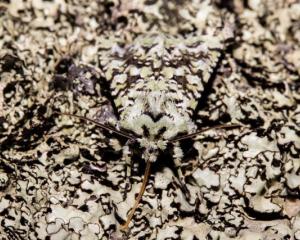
[99,34,224,139]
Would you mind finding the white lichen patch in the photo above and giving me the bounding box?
[192,168,220,188]
[240,132,279,158]
[0,0,299,239]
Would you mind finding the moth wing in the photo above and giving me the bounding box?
[98,34,224,116]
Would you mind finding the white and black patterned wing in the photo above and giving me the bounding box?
[99,34,224,139]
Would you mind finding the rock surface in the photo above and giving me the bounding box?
[0,0,299,239]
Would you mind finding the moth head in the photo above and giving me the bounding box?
[137,138,167,162]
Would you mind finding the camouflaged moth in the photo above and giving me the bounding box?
[56,32,240,230]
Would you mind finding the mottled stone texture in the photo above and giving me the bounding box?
[0,0,299,239]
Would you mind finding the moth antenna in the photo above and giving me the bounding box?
[121,160,151,231]
[170,123,242,142]
[54,111,136,140]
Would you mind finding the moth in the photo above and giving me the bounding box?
[56,31,239,230]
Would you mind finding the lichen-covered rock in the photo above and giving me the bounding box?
[0,0,299,240]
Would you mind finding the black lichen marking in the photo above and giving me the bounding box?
[0,105,56,152]
[0,54,24,73]
[1,0,300,239]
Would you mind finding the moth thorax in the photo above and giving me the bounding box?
[147,92,165,117]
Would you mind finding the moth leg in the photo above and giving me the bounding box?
[173,142,191,199]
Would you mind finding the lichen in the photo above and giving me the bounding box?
[0,0,299,239]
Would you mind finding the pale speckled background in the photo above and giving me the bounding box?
[0,0,300,239]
